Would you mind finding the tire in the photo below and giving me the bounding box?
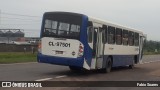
[129,65,134,69]
[106,57,112,73]
[100,57,112,73]
[129,59,135,69]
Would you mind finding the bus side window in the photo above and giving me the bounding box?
[87,27,93,43]
[87,21,93,43]
[123,30,128,45]
[129,31,134,46]
[102,29,105,44]
[116,28,122,45]
[105,27,108,43]
[102,25,107,44]
[108,26,115,44]
[92,28,97,57]
[135,33,139,46]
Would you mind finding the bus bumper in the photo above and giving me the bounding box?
[37,53,84,67]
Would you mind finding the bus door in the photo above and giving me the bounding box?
[95,27,104,69]
[139,36,145,63]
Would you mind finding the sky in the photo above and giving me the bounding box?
[0,0,160,41]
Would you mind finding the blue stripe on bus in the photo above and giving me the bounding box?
[112,55,134,67]
[102,55,139,68]
[80,15,92,67]
[37,53,84,67]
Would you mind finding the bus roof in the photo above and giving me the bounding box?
[43,11,145,36]
[88,16,144,35]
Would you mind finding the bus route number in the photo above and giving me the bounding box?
[49,41,70,47]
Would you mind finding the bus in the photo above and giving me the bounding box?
[37,12,146,73]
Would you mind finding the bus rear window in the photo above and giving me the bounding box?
[42,12,82,40]
[43,19,80,39]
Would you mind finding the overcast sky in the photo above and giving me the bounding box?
[0,0,160,40]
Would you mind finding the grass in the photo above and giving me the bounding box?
[0,52,37,64]
[143,51,160,55]
[0,51,159,64]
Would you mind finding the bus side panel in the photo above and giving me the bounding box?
[112,55,135,67]
[102,55,137,68]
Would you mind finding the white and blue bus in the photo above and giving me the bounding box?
[37,12,146,73]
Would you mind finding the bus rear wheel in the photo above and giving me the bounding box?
[106,57,112,73]
[100,57,112,73]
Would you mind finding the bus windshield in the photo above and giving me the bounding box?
[42,12,82,40]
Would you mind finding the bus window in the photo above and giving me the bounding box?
[108,26,115,44]
[45,19,52,28]
[70,24,80,36]
[87,27,93,43]
[42,13,82,40]
[129,31,134,46]
[116,28,122,45]
[44,20,57,35]
[102,29,105,44]
[87,21,93,43]
[92,28,97,57]
[123,30,128,45]
[58,22,70,35]
[105,28,108,43]
[102,25,107,44]
[52,21,58,29]
[135,33,139,46]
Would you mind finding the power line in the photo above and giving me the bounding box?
[1,23,41,25]
[1,16,41,22]
[1,12,41,18]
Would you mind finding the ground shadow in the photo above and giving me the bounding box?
[43,65,147,78]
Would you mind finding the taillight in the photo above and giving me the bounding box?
[78,43,84,57]
[38,41,41,53]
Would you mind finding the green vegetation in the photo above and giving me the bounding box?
[144,40,160,55]
[0,52,37,64]
[143,51,160,55]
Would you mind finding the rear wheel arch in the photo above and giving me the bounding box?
[101,55,113,73]
[108,55,113,63]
